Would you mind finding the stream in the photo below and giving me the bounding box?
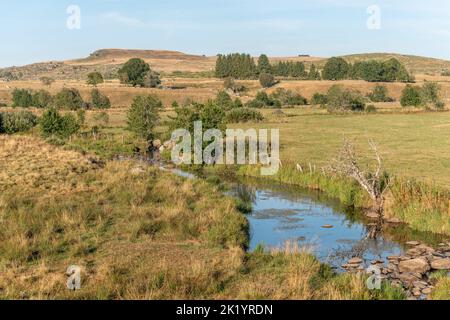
[167,168,449,271]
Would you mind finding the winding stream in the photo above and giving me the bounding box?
[168,168,449,271]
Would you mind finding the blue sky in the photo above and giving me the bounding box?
[1,0,450,67]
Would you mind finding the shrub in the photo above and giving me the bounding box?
[326,85,366,112]
[400,85,422,107]
[55,88,84,110]
[441,70,450,77]
[12,89,33,108]
[118,58,151,87]
[32,90,53,108]
[91,89,111,109]
[322,57,349,80]
[1,111,38,134]
[366,104,377,113]
[367,85,393,102]
[215,91,237,110]
[93,111,109,127]
[225,108,264,123]
[311,93,328,106]
[87,72,104,87]
[271,88,307,106]
[40,76,55,87]
[246,92,281,109]
[143,71,161,88]
[421,81,444,109]
[259,73,277,88]
[76,109,86,126]
[127,95,163,140]
[40,108,80,138]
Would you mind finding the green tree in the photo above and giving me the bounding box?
[40,107,63,137]
[421,81,444,109]
[118,58,151,87]
[87,72,104,87]
[259,73,277,88]
[55,88,84,110]
[368,85,393,102]
[400,85,422,107]
[32,90,53,108]
[91,89,111,109]
[308,64,321,80]
[1,111,38,134]
[12,89,33,108]
[322,57,349,80]
[326,85,366,112]
[215,90,235,110]
[127,95,162,140]
[258,54,272,74]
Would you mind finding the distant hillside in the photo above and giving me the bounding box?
[1,49,449,81]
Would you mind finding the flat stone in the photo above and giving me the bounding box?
[412,289,422,297]
[413,281,427,290]
[365,211,380,219]
[398,258,430,274]
[321,225,334,229]
[371,259,384,265]
[406,241,421,246]
[348,257,363,265]
[430,258,450,270]
[386,217,403,224]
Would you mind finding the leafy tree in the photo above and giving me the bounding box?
[322,57,349,80]
[118,58,151,87]
[143,70,161,88]
[367,85,393,102]
[215,91,234,110]
[60,114,81,138]
[421,81,444,109]
[400,85,422,107]
[87,72,104,87]
[40,107,80,138]
[40,77,55,87]
[91,89,111,109]
[12,89,33,108]
[55,88,84,110]
[259,73,277,88]
[127,95,163,140]
[246,92,281,108]
[308,64,321,80]
[32,90,53,108]
[258,54,272,74]
[326,85,366,112]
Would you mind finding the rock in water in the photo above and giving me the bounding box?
[398,258,430,274]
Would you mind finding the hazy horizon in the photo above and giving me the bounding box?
[1,0,450,67]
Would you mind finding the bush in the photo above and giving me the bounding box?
[322,57,349,80]
[311,93,328,106]
[93,111,109,127]
[400,85,422,107]
[246,91,281,109]
[40,76,55,87]
[55,88,84,110]
[326,85,366,112]
[366,104,377,113]
[12,89,33,108]
[259,73,277,88]
[91,89,111,109]
[143,71,161,88]
[40,108,80,138]
[118,58,151,87]
[127,95,163,140]
[32,90,53,108]
[271,88,307,106]
[0,111,38,134]
[367,85,393,102]
[215,90,242,110]
[421,81,444,109]
[87,72,104,87]
[225,108,264,123]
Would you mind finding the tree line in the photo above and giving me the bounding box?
[216,53,412,83]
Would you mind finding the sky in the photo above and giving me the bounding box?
[1,0,450,67]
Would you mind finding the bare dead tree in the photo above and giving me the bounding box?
[330,139,391,218]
